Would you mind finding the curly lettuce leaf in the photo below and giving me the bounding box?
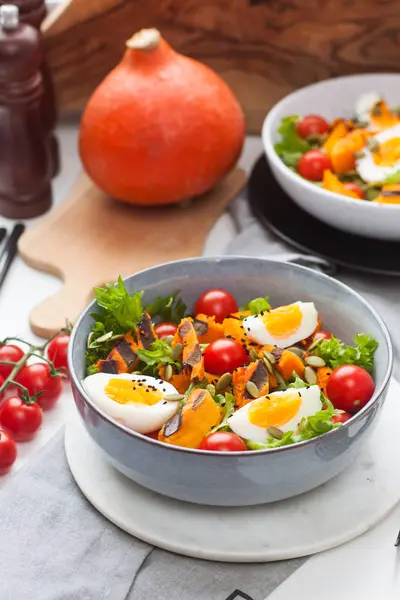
[274,116,311,168]
[93,276,144,333]
[313,333,378,373]
[209,392,235,434]
[247,431,295,450]
[136,339,181,375]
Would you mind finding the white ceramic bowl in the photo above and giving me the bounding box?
[262,74,400,241]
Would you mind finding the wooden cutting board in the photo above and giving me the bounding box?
[18,168,246,339]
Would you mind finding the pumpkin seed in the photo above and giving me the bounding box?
[250,348,259,361]
[367,138,380,153]
[267,426,284,440]
[304,366,317,385]
[262,357,274,375]
[163,335,174,345]
[305,355,326,368]
[263,350,276,365]
[354,151,365,160]
[164,364,173,381]
[216,372,233,392]
[170,342,183,361]
[287,346,305,359]
[164,393,185,402]
[273,369,287,390]
[307,337,323,352]
[246,381,260,398]
[87,331,94,349]
[95,331,114,344]
[132,371,143,375]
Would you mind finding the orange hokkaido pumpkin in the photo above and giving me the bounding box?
[79,28,245,206]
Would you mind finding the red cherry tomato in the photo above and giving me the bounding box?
[145,430,160,440]
[313,330,332,341]
[0,345,24,378]
[194,289,238,324]
[154,322,178,339]
[204,339,248,375]
[298,150,332,182]
[0,396,43,442]
[199,432,247,452]
[326,365,375,413]
[47,333,70,373]
[17,363,63,410]
[331,411,352,425]
[343,182,365,199]
[0,430,17,474]
[296,115,330,139]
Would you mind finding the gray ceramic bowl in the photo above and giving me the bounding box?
[69,257,393,506]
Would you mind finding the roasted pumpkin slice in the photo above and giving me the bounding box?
[178,318,205,383]
[136,312,156,349]
[158,388,221,448]
[97,330,139,374]
[232,360,269,409]
[193,313,224,344]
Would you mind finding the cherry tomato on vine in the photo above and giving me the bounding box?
[296,115,330,139]
[194,289,238,323]
[204,339,248,375]
[298,150,332,182]
[17,363,63,410]
[326,365,374,413]
[331,411,352,425]
[0,430,17,474]
[0,396,43,442]
[0,345,24,378]
[343,182,365,199]
[200,432,247,452]
[47,333,70,373]
[313,330,332,342]
[154,322,178,339]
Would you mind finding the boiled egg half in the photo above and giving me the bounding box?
[356,123,400,183]
[83,373,180,434]
[242,301,318,348]
[228,385,322,443]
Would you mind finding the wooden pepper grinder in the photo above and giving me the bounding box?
[0,0,60,177]
[0,5,53,218]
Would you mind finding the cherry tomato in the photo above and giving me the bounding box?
[296,115,330,139]
[0,430,17,474]
[194,289,238,324]
[326,365,374,413]
[0,396,43,442]
[154,322,178,339]
[0,345,24,378]
[47,333,70,372]
[199,432,247,452]
[313,330,332,342]
[298,150,332,182]
[204,339,248,375]
[331,411,352,425]
[145,430,160,440]
[343,182,365,199]
[17,363,63,410]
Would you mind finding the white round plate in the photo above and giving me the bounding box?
[65,379,400,563]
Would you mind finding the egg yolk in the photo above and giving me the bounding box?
[373,138,400,166]
[249,393,301,428]
[105,378,163,405]
[261,304,302,339]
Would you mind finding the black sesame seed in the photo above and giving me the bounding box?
[163,401,167,405]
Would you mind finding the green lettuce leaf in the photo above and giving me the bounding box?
[137,339,181,375]
[274,117,311,168]
[241,296,271,315]
[145,292,186,323]
[313,333,378,373]
[209,392,235,434]
[288,375,309,389]
[247,431,295,450]
[93,276,144,333]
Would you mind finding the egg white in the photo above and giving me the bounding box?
[355,92,381,124]
[83,373,180,434]
[356,123,400,183]
[242,301,318,348]
[228,385,322,442]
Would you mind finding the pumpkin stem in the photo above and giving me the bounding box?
[126,28,161,51]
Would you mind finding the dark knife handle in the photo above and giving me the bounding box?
[0,223,26,290]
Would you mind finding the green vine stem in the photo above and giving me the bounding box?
[0,329,69,398]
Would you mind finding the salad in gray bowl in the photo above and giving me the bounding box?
[68,257,392,506]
